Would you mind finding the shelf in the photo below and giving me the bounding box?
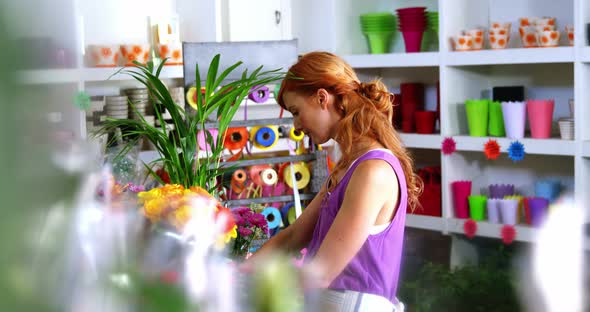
[447,218,538,243]
[218,154,316,169]
[18,65,184,85]
[399,133,441,149]
[224,193,317,207]
[581,47,590,63]
[204,117,293,129]
[406,214,445,231]
[342,52,439,68]
[18,68,81,85]
[583,141,590,157]
[445,47,574,66]
[84,65,184,82]
[452,135,576,156]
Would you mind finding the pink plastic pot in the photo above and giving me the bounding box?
[526,99,554,139]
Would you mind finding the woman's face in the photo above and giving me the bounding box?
[282,90,338,144]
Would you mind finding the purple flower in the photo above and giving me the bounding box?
[128,184,145,193]
[250,213,267,227]
[233,215,245,226]
[242,210,253,220]
[238,227,253,237]
[234,207,250,215]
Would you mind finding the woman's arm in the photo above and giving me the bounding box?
[305,159,398,288]
[244,182,327,264]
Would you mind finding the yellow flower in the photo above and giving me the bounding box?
[143,197,167,221]
[226,225,237,241]
[168,204,193,230]
[189,186,215,199]
[161,184,185,197]
[139,184,232,236]
[137,188,163,202]
[214,225,237,250]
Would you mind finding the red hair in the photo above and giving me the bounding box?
[278,52,422,211]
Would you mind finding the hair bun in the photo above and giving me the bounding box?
[356,80,393,106]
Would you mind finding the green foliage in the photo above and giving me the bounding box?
[399,247,521,312]
[99,57,284,192]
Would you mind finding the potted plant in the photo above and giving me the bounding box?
[100,56,284,192]
[95,57,285,270]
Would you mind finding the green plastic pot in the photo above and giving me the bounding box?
[468,195,487,221]
[465,99,489,137]
[488,100,505,137]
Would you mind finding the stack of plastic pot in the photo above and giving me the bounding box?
[360,13,397,54]
[421,11,439,51]
[396,7,427,53]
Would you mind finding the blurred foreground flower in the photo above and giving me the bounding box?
[138,184,236,244]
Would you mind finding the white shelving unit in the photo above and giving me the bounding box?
[452,136,577,156]
[19,0,590,247]
[399,133,441,150]
[445,47,575,66]
[288,0,590,247]
[446,218,539,243]
[18,65,184,85]
[406,214,446,231]
[343,52,440,68]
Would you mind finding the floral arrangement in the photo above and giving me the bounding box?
[231,206,269,258]
[138,184,237,246]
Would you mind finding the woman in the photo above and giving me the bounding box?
[246,51,422,311]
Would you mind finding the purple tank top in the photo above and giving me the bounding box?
[306,150,407,303]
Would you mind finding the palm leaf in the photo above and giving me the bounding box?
[100,54,286,191]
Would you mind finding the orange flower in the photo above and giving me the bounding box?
[172,50,181,60]
[160,45,169,57]
[101,47,112,57]
[216,206,236,233]
[133,45,142,54]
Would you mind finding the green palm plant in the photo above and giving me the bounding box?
[99,56,285,192]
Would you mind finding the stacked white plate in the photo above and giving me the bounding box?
[105,95,129,119]
[558,117,574,140]
[124,88,150,120]
[86,96,106,132]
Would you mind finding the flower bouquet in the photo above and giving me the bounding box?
[138,183,236,246]
[231,206,269,260]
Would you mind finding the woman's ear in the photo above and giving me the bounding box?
[316,88,330,110]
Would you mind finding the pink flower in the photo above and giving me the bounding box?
[261,224,269,235]
[233,215,245,226]
[128,183,145,193]
[501,225,516,244]
[234,207,250,215]
[250,213,267,227]
[463,219,477,239]
[241,210,253,220]
[238,227,253,237]
[442,137,456,155]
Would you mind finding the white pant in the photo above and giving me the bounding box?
[318,289,404,312]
